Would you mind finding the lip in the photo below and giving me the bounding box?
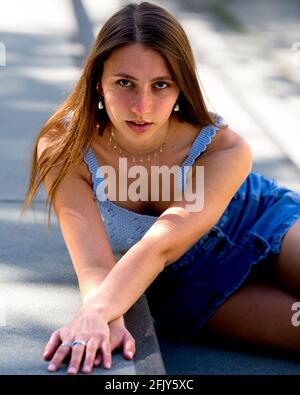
[128,120,151,124]
[126,121,153,133]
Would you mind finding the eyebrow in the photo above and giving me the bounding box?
[112,73,174,81]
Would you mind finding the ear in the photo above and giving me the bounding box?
[96,82,102,94]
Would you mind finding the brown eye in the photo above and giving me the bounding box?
[118,79,132,87]
[154,81,169,89]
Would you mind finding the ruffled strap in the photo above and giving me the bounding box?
[177,115,225,191]
[65,111,107,200]
[82,148,106,201]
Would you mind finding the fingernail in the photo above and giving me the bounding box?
[82,365,91,373]
[48,363,56,371]
[105,361,111,369]
[127,351,133,359]
[68,367,76,374]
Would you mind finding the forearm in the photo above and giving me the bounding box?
[78,266,125,325]
[78,266,111,303]
[87,239,166,323]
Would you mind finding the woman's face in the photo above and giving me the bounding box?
[100,43,180,145]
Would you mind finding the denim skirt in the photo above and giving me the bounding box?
[145,171,300,342]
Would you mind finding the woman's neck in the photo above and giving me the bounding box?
[108,119,173,156]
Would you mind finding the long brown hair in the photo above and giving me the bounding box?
[21,1,220,229]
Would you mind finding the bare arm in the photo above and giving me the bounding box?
[37,136,118,303]
[38,136,134,373]
[84,129,253,322]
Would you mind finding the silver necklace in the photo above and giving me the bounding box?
[108,128,168,163]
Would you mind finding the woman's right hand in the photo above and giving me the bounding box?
[43,313,136,373]
[43,305,112,374]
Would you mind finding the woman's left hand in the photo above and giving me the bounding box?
[93,316,136,368]
[43,305,112,374]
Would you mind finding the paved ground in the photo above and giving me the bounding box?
[1,0,300,375]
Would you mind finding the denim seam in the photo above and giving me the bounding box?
[271,213,300,255]
[232,194,260,202]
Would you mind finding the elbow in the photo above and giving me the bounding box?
[135,236,168,273]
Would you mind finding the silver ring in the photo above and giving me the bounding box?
[61,341,72,347]
[71,340,87,347]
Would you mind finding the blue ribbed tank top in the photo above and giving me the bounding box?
[82,116,224,253]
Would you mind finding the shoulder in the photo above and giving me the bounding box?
[193,124,253,172]
[37,127,89,182]
[204,124,251,154]
[37,126,64,160]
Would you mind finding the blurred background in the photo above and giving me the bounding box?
[1,0,300,375]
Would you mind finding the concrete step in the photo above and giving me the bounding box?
[0,202,165,374]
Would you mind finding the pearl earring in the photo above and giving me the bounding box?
[173,103,180,112]
[98,95,104,110]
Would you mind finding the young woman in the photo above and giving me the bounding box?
[22,2,300,375]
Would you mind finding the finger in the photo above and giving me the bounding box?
[93,351,102,367]
[101,340,112,369]
[67,341,87,375]
[81,339,98,374]
[48,342,73,372]
[123,333,136,360]
[43,330,61,360]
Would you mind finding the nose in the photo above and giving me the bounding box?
[131,88,152,116]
